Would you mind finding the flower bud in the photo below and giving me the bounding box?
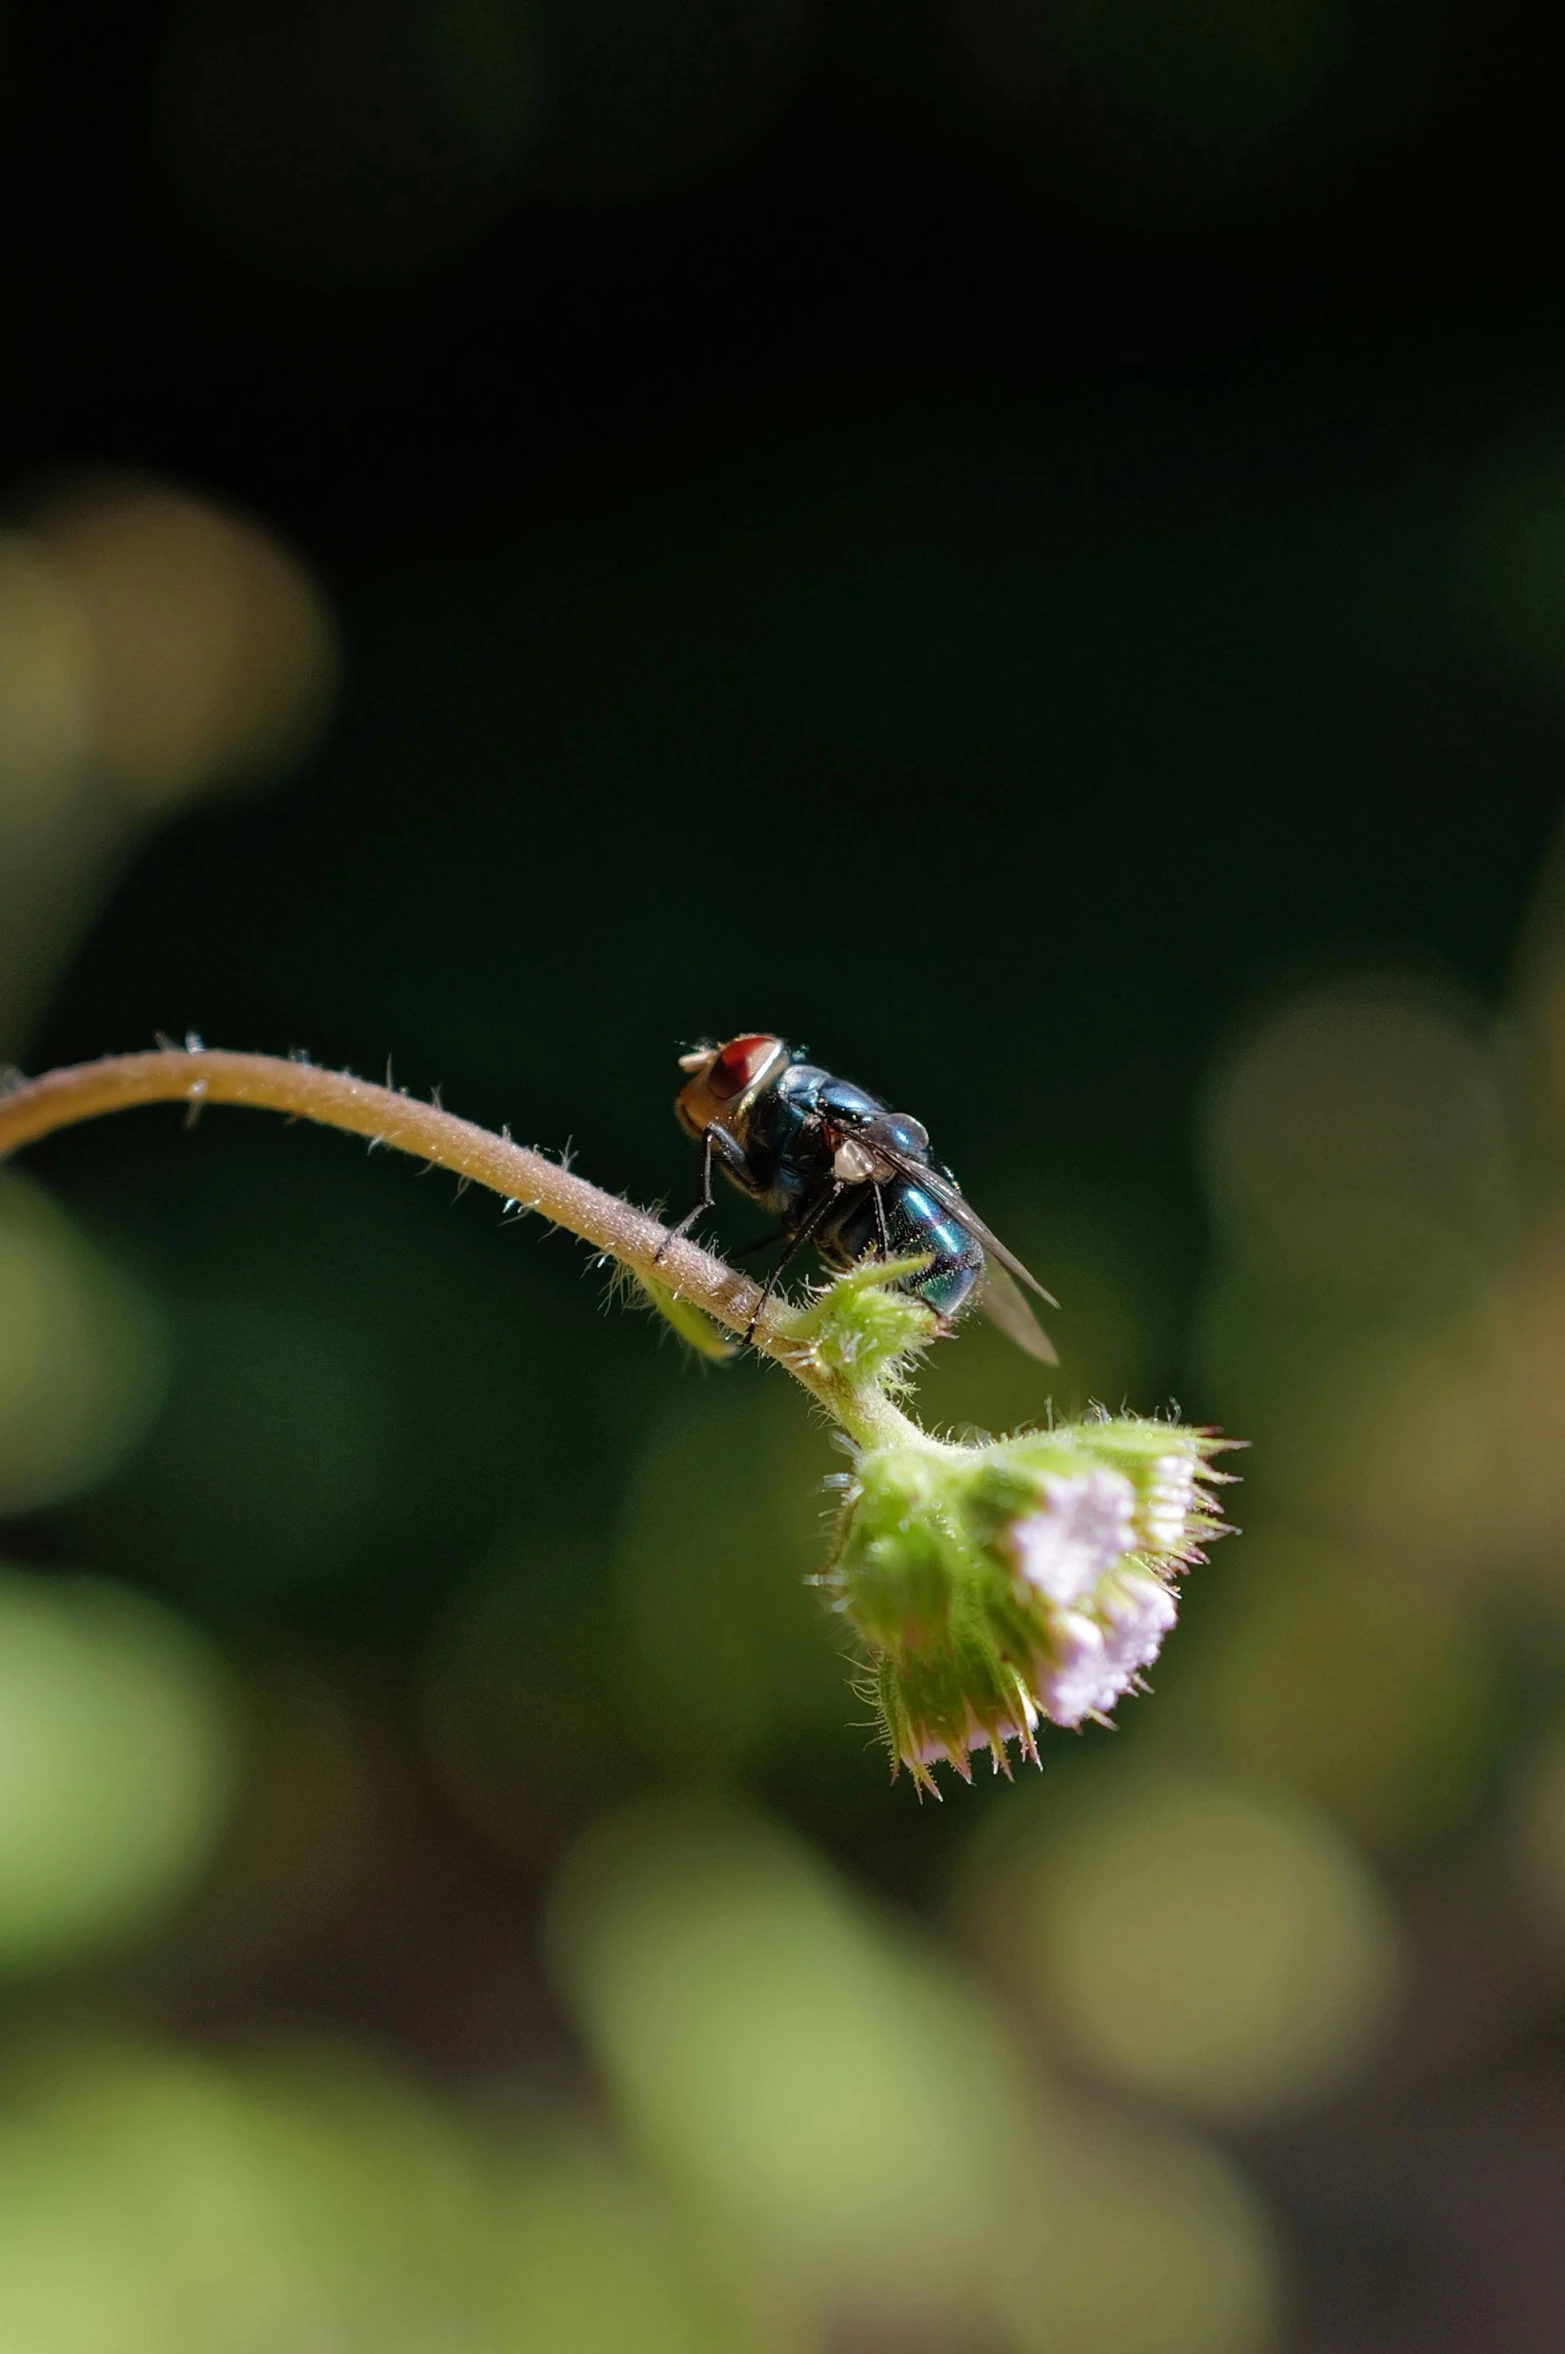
[823,1418,1236,1790]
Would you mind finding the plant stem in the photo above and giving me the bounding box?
[0,1047,925,1448]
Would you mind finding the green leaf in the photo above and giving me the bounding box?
[633,1273,737,1361]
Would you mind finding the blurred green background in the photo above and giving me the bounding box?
[6,2,1565,2346]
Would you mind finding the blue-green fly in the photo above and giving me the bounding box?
[670,1033,1057,1360]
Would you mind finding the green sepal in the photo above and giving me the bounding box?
[776,1255,938,1386]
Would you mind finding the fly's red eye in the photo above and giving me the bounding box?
[708,1034,779,1099]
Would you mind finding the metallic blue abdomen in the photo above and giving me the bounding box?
[818,1179,984,1320]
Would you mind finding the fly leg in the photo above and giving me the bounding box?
[871,1183,891,1257]
[745,1183,843,1342]
[656,1124,749,1263]
[655,1128,715,1263]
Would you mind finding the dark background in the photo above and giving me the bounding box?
[5,1,1565,2347]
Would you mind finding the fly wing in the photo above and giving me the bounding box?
[847,1126,1059,1307]
[834,1118,1061,1360]
[976,1259,1058,1364]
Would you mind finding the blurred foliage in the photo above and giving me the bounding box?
[1192,1531,1493,1847]
[0,1174,166,1517]
[611,1388,846,1769]
[0,1568,236,1975]
[548,1799,1282,2348]
[7,4,1565,2342]
[496,2120,764,2354]
[0,2033,492,2352]
[963,1762,1403,2122]
[547,1801,1027,2311]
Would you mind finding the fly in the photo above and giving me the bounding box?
[665,1033,1057,1361]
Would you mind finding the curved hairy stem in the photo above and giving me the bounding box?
[0,1045,1242,1789]
[0,1047,922,1448]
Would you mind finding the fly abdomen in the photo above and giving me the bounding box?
[819,1180,984,1320]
